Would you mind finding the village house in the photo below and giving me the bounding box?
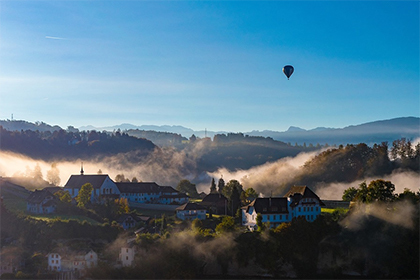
[62,170,189,206]
[158,186,189,204]
[116,213,150,230]
[242,186,324,231]
[118,239,136,267]
[26,189,58,214]
[175,202,207,220]
[64,171,120,203]
[47,249,98,273]
[117,182,188,205]
[199,193,228,215]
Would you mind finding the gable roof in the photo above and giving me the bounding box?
[176,202,207,211]
[117,213,144,224]
[27,189,55,204]
[116,182,161,194]
[43,186,63,194]
[64,175,110,190]
[201,193,228,203]
[283,186,325,206]
[243,197,289,214]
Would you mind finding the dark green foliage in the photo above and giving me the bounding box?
[0,126,156,160]
[342,186,358,202]
[346,179,396,203]
[210,178,217,193]
[176,179,199,198]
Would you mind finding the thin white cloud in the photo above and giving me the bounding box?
[45,36,67,40]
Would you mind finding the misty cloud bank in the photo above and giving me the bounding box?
[1,142,418,199]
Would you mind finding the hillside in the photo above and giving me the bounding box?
[0,127,156,160]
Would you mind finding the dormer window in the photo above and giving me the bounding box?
[263,208,267,212]
[272,207,278,211]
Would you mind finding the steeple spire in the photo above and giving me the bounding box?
[80,162,84,175]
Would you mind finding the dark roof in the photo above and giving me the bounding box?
[42,186,63,194]
[117,213,144,224]
[244,197,289,214]
[116,182,161,193]
[27,189,55,204]
[161,186,178,194]
[43,199,58,207]
[283,186,325,206]
[283,186,318,198]
[176,202,207,211]
[64,174,110,190]
[201,193,228,203]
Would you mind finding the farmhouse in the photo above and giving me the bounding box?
[176,202,207,220]
[242,186,324,231]
[199,193,228,215]
[62,171,188,205]
[26,189,58,214]
[118,239,136,267]
[64,173,120,203]
[47,249,98,272]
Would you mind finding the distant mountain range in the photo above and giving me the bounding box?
[1,117,419,146]
[81,117,420,145]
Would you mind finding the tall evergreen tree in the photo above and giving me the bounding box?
[217,177,225,194]
[210,178,217,193]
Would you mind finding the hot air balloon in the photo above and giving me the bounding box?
[282,65,294,80]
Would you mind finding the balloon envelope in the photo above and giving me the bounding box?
[282,65,294,79]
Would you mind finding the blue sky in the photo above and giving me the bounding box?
[0,1,418,132]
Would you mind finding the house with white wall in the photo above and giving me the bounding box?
[117,183,188,205]
[47,249,98,273]
[176,202,207,220]
[26,189,58,214]
[284,186,324,222]
[118,239,136,267]
[242,186,324,231]
[63,172,120,203]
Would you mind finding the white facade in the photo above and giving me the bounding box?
[47,253,62,271]
[47,250,98,272]
[119,247,135,267]
[176,209,206,220]
[98,177,121,199]
[120,191,160,203]
[287,197,321,222]
[242,186,323,231]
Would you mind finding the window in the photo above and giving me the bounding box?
[126,249,129,253]
[126,256,129,260]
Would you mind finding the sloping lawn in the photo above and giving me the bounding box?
[28,214,102,225]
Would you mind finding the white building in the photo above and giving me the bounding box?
[47,249,98,272]
[47,253,62,271]
[242,186,324,231]
[117,183,188,205]
[119,240,136,267]
[64,172,120,203]
[176,202,207,220]
[27,189,57,214]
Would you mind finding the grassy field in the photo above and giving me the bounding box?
[3,196,27,213]
[321,207,349,214]
[2,191,102,225]
[132,207,176,218]
[27,214,102,225]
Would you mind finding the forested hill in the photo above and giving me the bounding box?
[0,127,156,160]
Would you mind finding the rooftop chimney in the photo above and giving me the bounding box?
[80,162,84,175]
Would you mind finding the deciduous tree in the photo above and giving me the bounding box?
[76,183,93,208]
